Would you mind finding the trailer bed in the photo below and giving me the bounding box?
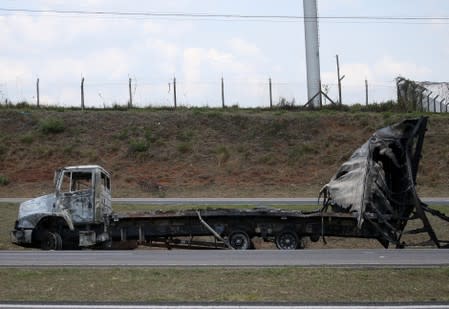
[109,208,384,249]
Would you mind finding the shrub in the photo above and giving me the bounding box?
[129,139,149,153]
[177,142,192,154]
[39,118,65,134]
[20,133,34,144]
[0,145,6,157]
[0,175,9,186]
[176,130,194,142]
[115,128,129,141]
[216,145,230,165]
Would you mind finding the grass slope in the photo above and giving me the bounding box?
[0,108,447,198]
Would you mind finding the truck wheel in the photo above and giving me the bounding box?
[275,231,299,250]
[229,231,251,250]
[41,231,63,250]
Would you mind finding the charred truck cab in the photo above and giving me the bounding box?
[11,165,112,250]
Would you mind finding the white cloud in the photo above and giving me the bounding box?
[0,58,33,82]
[374,56,431,80]
[228,38,262,57]
[320,0,361,11]
[322,56,431,86]
[41,48,130,80]
[183,48,203,82]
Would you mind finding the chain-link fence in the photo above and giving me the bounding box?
[397,77,449,113]
[0,75,431,110]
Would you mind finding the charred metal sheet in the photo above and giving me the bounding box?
[17,194,56,229]
[320,117,428,247]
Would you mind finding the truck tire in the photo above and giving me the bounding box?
[228,231,251,250]
[275,230,299,250]
[41,231,63,250]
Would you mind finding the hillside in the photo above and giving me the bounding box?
[0,108,447,197]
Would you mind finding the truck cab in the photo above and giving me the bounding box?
[11,165,112,249]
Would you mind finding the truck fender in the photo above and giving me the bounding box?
[35,211,74,233]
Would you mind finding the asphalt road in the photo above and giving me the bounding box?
[1,197,448,206]
[1,249,448,267]
[1,303,449,309]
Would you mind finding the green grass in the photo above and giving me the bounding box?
[38,117,65,134]
[128,139,149,153]
[0,175,9,186]
[0,267,448,302]
[0,204,21,249]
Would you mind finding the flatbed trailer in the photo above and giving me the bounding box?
[109,208,384,250]
[11,117,449,250]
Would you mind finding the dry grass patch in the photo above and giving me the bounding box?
[0,267,448,302]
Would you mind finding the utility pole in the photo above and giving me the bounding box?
[336,55,345,105]
[128,78,133,108]
[36,78,40,108]
[365,79,368,106]
[303,0,321,108]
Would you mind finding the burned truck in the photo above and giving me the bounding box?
[11,117,449,250]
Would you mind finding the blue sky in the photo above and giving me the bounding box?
[1,0,448,107]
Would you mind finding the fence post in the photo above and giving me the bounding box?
[336,55,345,105]
[128,78,133,108]
[81,77,85,110]
[221,76,225,108]
[173,77,177,109]
[365,79,368,106]
[269,77,273,109]
[36,78,40,108]
[433,95,439,113]
[419,90,424,112]
[427,92,432,112]
[441,99,446,113]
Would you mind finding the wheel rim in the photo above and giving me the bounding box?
[229,231,250,250]
[276,232,298,250]
[42,232,62,250]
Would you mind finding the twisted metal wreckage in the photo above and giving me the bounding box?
[320,116,449,248]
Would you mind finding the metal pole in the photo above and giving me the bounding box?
[440,99,446,113]
[427,92,432,112]
[269,77,273,109]
[81,77,85,110]
[365,79,368,106]
[303,0,321,108]
[433,95,439,113]
[336,55,345,105]
[36,78,40,108]
[173,77,177,109]
[419,89,426,112]
[221,76,225,108]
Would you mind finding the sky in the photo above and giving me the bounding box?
[1,0,449,108]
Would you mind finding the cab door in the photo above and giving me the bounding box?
[95,170,112,223]
[57,170,95,224]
